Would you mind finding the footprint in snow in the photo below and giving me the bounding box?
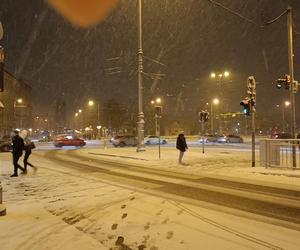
[166,231,174,239]
[161,218,169,224]
[144,222,150,230]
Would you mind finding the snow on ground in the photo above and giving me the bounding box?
[1,145,300,250]
[79,145,300,189]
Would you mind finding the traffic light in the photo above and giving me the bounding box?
[204,111,209,122]
[247,76,256,98]
[155,105,162,116]
[276,74,291,90]
[240,98,250,116]
[198,110,209,122]
[292,80,299,93]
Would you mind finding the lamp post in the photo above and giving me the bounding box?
[87,100,100,135]
[151,97,163,159]
[14,98,26,129]
[276,101,290,132]
[210,98,219,134]
[210,71,230,86]
[136,0,145,152]
[210,71,230,114]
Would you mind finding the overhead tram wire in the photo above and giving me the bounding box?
[206,0,289,29]
[293,21,300,36]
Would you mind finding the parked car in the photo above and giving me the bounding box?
[199,134,217,143]
[111,135,137,147]
[271,132,292,139]
[144,135,167,145]
[0,137,12,152]
[226,134,244,143]
[54,134,86,148]
[216,134,227,143]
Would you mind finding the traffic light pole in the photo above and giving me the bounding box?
[201,119,205,154]
[287,6,296,168]
[251,105,255,167]
[156,113,161,160]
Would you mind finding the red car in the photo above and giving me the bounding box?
[54,134,86,148]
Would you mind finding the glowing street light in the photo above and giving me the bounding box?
[210,72,216,78]
[213,98,220,105]
[210,98,219,133]
[285,101,290,107]
[78,109,82,113]
[88,100,94,106]
[17,98,23,104]
[75,113,79,117]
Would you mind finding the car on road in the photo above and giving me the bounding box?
[226,134,244,143]
[144,135,167,145]
[199,134,217,143]
[54,134,86,148]
[110,135,137,147]
[216,134,227,143]
[271,132,292,139]
[0,137,12,152]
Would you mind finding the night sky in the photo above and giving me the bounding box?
[0,0,299,125]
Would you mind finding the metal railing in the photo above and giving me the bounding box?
[260,139,300,169]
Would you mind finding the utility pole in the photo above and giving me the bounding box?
[247,77,256,167]
[241,77,256,167]
[287,6,296,168]
[199,110,209,154]
[251,102,255,167]
[136,0,145,152]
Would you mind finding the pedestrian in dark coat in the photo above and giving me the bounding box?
[11,130,25,177]
[176,132,188,164]
[20,130,36,173]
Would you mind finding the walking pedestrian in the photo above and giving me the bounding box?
[176,132,188,165]
[20,130,36,173]
[10,130,25,177]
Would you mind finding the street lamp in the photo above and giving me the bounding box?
[151,98,163,137]
[87,100,100,135]
[277,101,291,132]
[14,98,26,129]
[210,71,230,80]
[150,97,163,159]
[210,98,219,134]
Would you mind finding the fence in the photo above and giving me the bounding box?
[260,139,300,169]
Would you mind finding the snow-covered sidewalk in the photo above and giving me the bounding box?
[1,147,300,250]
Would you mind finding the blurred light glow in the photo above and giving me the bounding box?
[88,100,94,106]
[285,101,290,106]
[213,98,219,105]
[224,71,230,77]
[210,73,216,78]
